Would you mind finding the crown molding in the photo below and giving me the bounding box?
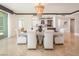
[15,13,71,15]
[0,5,15,14]
[15,10,79,15]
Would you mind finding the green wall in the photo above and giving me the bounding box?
[0,11,8,39]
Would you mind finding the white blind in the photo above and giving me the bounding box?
[0,17,4,35]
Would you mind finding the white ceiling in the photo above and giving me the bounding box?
[1,3,79,13]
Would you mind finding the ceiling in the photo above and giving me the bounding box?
[0,3,79,13]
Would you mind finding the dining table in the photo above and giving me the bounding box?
[18,29,62,45]
[36,30,61,45]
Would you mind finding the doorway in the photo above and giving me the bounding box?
[70,19,75,33]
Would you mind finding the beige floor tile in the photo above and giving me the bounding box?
[0,32,79,56]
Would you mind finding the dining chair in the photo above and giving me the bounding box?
[17,36,27,44]
[55,28,64,44]
[44,30,54,49]
[27,30,37,49]
[16,30,27,44]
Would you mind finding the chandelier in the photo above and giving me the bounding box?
[35,3,44,16]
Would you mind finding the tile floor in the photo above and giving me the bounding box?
[0,32,79,56]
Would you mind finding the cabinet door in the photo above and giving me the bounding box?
[47,20,53,27]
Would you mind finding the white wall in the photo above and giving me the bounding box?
[15,15,67,32]
[66,12,79,36]
[7,14,70,37]
[16,15,33,31]
[8,14,34,37]
[64,15,70,32]
[72,13,79,36]
[8,13,79,37]
[55,15,67,31]
[8,13,17,37]
[16,15,58,31]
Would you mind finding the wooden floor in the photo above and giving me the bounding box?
[0,32,79,56]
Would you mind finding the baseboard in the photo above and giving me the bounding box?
[74,33,79,36]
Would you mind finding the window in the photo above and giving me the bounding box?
[0,11,8,39]
[17,20,24,29]
[0,17,4,35]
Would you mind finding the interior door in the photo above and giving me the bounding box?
[70,19,75,33]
